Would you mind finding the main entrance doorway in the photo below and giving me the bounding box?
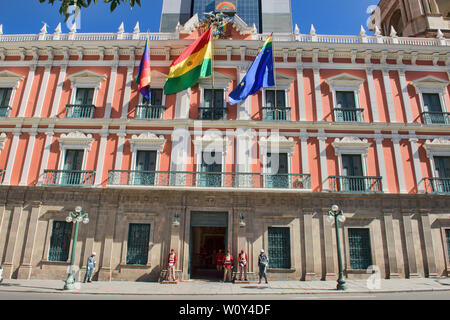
[189,212,228,280]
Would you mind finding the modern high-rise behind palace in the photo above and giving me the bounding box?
[0,1,449,284]
[160,0,293,33]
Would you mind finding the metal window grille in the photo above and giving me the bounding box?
[268,227,291,269]
[126,224,150,265]
[48,221,73,262]
[348,228,372,270]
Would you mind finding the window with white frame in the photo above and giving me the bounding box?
[0,70,23,117]
[424,138,450,193]
[325,73,365,122]
[136,88,166,120]
[198,71,232,120]
[67,70,105,119]
[411,76,449,125]
[262,73,293,121]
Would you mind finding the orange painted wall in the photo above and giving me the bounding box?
[382,140,399,194]
[303,69,316,122]
[373,70,390,123]
[27,133,46,185]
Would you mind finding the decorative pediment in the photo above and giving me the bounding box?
[259,135,296,154]
[325,73,365,88]
[129,132,166,151]
[193,131,230,150]
[424,137,450,156]
[199,70,234,87]
[0,70,24,88]
[411,76,449,90]
[332,136,371,155]
[58,131,94,150]
[150,70,168,87]
[67,70,106,89]
[0,133,7,151]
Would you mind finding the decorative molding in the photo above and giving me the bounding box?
[0,133,7,151]
[0,70,24,88]
[423,138,450,157]
[57,131,94,150]
[129,132,166,152]
[193,131,230,151]
[259,135,296,154]
[332,136,371,155]
[67,70,106,89]
[410,76,449,91]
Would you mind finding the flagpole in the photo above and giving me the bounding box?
[211,25,216,112]
[271,33,278,120]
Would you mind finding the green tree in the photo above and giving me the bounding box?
[39,0,142,21]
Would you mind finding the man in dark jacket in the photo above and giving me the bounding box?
[258,249,269,284]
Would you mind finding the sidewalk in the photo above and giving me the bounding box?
[0,278,450,296]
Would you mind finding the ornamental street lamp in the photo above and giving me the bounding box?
[64,206,89,291]
[327,204,347,291]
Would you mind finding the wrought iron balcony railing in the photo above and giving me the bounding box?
[421,112,450,125]
[43,170,96,186]
[328,176,383,193]
[108,170,311,190]
[65,104,95,119]
[424,177,450,194]
[0,106,11,118]
[198,106,227,120]
[262,106,291,121]
[134,105,165,120]
[333,108,364,122]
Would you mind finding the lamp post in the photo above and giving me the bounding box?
[64,206,89,290]
[327,204,347,291]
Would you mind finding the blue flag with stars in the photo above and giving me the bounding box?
[228,34,274,105]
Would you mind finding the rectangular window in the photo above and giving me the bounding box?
[48,221,72,262]
[0,88,12,107]
[134,150,157,185]
[335,91,360,122]
[142,89,164,106]
[200,89,225,120]
[199,151,222,187]
[266,153,289,188]
[423,93,442,113]
[265,90,286,108]
[348,228,372,270]
[126,223,150,265]
[446,229,450,262]
[61,149,84,185]
[75,88,95,105]
[268,227,291,269]
[341,154,366,192]
[433,156,450,193]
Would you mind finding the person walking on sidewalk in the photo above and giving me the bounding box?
[222,249,233,282]
[166,248,177,281]
[238,249,248,281]
[83,252,96,283]
[258,249,269,284]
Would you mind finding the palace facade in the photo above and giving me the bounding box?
[0,7,449,282]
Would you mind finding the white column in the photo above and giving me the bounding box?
[104,65,118,119]
[398,70,413,123]
[3,129,22,185]
[297,67,306,121]
[114,131,126,171]
[409,137,424,193]
[38,131,54,184]
[237,67,251,120]
[366,68,380,122]
[300,129,309,174]
[313,68,323,121]
[33,65,52,118]
[121,66,134,119]
[375,134,389,193]
[50,65,67,117]
[17,65,36,117]
[19,128,38,186]
[170,126,190,185]
[94,130,109,185]
[382,69,397,123]
[318,132,328,191]
[392,135,407,193]
[174,90,190,119]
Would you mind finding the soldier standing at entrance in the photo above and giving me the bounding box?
[216,249,224,272]
[258,249,269,284]
[166,248,177,281]
[238,249,248,281]
[222,249,233,282]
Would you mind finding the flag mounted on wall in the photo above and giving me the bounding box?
[136,39,151,100]
[164,27,212,95]
[228,34,274,105]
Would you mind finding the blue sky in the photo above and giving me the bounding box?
[0,0,377,35]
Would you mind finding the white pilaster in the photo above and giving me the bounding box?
[50,65,67,117]
[392,134,407,193]
[3,129,22,185]
[382,69,397,123]
[366,68,380,122]
[94,128,109,185]
[174,90,190,119]
[313,68,323,121]
[121,66,134,119]
[300,129,309,174]
[17,65,36,117]
[33,65,52,118]
[170,126,190,173]
[318,131,328,191]
[297,67,306,121]
[374,133,389,193]
[38,130,54,184]
[398,70,413,123]
[114,129,126,171]
[409,137,424,193]
[104,65,118,119]
[19,128,38,186]
[237,67,251,120]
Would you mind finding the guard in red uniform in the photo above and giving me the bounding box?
[222,249,233,282]
[216,249,224,272]
[238,249,248,281]
[167,248,177,281]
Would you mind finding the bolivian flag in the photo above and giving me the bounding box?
[164,28,212,95]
